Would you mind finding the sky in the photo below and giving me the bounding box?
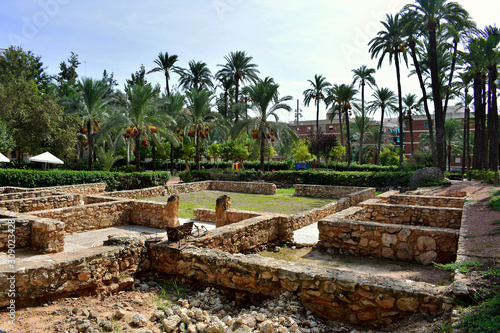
[1,0,499,123]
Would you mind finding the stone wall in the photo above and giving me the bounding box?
[294,185,369,199]
[31,200,130,233]
[0,187,28,194]
[30,217,65,253]
[84,195,119,204]
[37,183,106,195]
[193,215,280,253]
[0,193,83,213]
[318,207,459,264]
[0,237,148,307]
[129,200,175,229]
[0,218,31,251]
[106,186,166,199]
[193,208,262,224]
[150,244,447,327]
[358,199,462,229]
[165,181,210,195]
[387,194,465,209]
[208,181,276,195]
[0,190,56,201]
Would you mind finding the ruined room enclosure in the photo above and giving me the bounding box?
[0,181,468,327]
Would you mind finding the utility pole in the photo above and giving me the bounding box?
[295,99,303,132]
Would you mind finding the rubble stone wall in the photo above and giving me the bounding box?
[36,183,107,195]
[294,185,369,199]
[0,194,83,213]
[31,201,130,233]
[193,208,261,224]
[193,215,279,253]
[150,245,447,327]
[105,186,166,199]
[387,195,465,208]
[358,199,462,229]
[129,200,172,229]
[0,190,58,201]
[318,207,459,264]
[208,181,276,195]
[0,238,147,307]
[0,218,31,251]
[165,181,211,195]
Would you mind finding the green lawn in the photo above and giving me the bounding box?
[147,190,334,219]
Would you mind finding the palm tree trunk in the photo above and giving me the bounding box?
[165,73,170,96]
[316,99,320,134]
[338,113,344,146]
[345,109,351,167]
[409,116,414,161]
[394,50,404,169]
[224,91,228,119]
[152,140,156,171]
[195,127,200,170]
[260,132,265,172]
[409,40,437,166]
[235,78,240,122]
[135,129,141,172]
[170,142,174,174]
[376,106,385,165]
[473,74,484,169]
[443,40,458,115]
[88,119,93,171]
[481,76,488,169]
[358,82,365,164]
[488,66,499,184]
[428,26,445,171]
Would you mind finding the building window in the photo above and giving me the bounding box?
[329,125,333,131]
[307,126,311,132]
[424,122,429,129]
[455,157,461,164]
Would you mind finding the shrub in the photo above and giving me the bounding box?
[0,169,170,191]
[467,169,496,184]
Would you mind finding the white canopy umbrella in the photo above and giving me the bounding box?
[29,152,64,165]
[0,153,9,163]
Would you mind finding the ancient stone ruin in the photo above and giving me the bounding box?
[0,181,468,328]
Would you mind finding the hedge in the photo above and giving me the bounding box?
[179,168,412,189]
[466,169,497,184]
[0,169,170,191]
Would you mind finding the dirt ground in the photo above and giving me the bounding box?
[1,180,499,332]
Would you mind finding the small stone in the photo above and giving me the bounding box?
[258,320,275,333]
[114,309,125,320]
[162,315,181,331]
[274,246,281,253]
[132,313,148,327]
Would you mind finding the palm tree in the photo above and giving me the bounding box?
[351,115,376,164]
[184,89,228,170]
[352,65,376,164]
[147,52,179,96]
[444,119,463,171]
[368,87,397,165]
[402,93,422,159]
[105,84,179,172]
[97,133,124,172]
[217,51,260,122]
[369,13,408,169]
[326,98,344,146]
[326,83,358,165]
[457,71,473,174]
[62,77,110,171]
[231,80,298,171]
[177,60,214,91]
[303,74,331,134]
[483,26,500,181]
[403,0,471,171]
[216,74,235,120]
[400,11,437,165]
[163,92,185,174]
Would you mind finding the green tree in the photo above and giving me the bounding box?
[217,51,260,122]
[402,93,422,158]
[403,0,471,171]
[303,74,331,134]
[163,92,186,174]
[184,89,228,170]
[352,65,376,164]
[326,83,358,166]
[293,140,313,162]
[58,51,80,83]
[177,60,214,91]
[97,133,124,171]
[0,119,15,153]
[444,118,463,171]
[369,13,408,169]
[368,87,397,165]
[231,80,298,171]
[126,64,148,88]
[0,46,50,89]
[216,74,235,120]
[147,52,179,96]
[330,145,346,167]
[208,143,222,163]
[181,144,195,171]
[62,77,110,171]
[105,84,179,172]
[0,78,76,158]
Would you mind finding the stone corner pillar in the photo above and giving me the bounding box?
[215,195,231,228]
[166,194,180,227]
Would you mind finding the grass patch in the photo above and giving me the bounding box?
[455,292,500,333]
[276,188,295,195]
[150,190,333,219]
[463,234,477,239]
[434,260,483,274]
[489,227,500,236]
[491,196,500,211]
[492,220,500,225]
